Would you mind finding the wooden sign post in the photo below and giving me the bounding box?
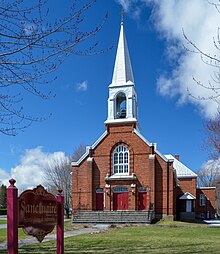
[56,190,64,253]
[7,179,64,254]
[7,179,18,254]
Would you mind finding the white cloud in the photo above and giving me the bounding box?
[0,147,68,193]
[115,0,145,21]
[202,158,220,174]
[146,0,220,117]
[115,0,132,12]
[0,168,10,183]
[76,80,88,92]
[115,0,220,117]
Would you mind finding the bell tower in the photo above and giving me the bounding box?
[105,14,138,126]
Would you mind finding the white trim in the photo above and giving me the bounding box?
[112,145,129,175]
[105,174,137,181]
[87,157,93,162]
[104,192,106,208]
[165,154,197,178]
[179,192,196,200]
[149,154,155,160]
[197,187,216,190]
[71,130,108,166]
[133,129,170,162]
[105,118,137,124]
[155,148,171,163]
[133,128,151,146]
[92,130,108,148]
[109,82,134,88]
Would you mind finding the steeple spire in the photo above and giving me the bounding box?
[105,15,138,125]
[111,14,134,86]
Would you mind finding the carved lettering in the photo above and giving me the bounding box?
[21,202,57,214]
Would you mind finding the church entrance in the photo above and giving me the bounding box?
[113,186,128,210]
[138,188,149,210]
[96,188,104,210]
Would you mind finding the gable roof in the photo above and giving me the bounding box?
[72,128,176,167]
[164,154,197,178]
[179,192,196,200]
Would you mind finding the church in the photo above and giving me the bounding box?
[71,18,216,223]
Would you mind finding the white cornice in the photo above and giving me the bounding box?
[197,187,216,190]
[105,118,137,125]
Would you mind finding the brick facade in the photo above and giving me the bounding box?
[196,188,216,219]
[72,123,216,221]
[72,123,176,219]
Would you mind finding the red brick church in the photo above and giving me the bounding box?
[71,19,215,223]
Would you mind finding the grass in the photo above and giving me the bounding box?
[0,224,219,254]
[0,221,6,225]
[0,219,83,243]
[0,228,31,243]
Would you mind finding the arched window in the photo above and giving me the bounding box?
[115,92,126,119]
[113,145,129,175]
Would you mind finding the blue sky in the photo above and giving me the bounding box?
[0,0,219,190]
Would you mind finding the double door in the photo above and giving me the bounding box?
[113,187,128,210]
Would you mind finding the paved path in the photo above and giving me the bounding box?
[0,224,110,250]
[0,217,70,229]
[204,220,220,226]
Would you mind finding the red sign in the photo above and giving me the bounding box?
[18,185,57,242]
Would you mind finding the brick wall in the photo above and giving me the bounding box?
[72,123,175,217]
[196,188,216,219]
[177,178,197,197]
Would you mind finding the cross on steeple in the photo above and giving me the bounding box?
[120,8,125,25]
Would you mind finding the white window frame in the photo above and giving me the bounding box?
[200,194,206,206]
[113,145,129,175]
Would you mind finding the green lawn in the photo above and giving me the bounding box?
[0,228,31,242]
[0,219,80,243]
[1,225,219,254]
[0,221,6,225]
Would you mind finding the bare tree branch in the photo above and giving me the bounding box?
[198,158,220,213]
[0,0,110,136]
[183,26,220,105]
[44,144,86,218]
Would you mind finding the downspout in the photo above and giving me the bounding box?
[167,161,170,215]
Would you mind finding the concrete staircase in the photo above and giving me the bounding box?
[72,210,155,224]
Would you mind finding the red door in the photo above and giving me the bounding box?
[113,192,128,210]
[138,191,149,210]
[96,189,104,210]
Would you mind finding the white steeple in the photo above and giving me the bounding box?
[105,15,138,125]
[111,19,134,86]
